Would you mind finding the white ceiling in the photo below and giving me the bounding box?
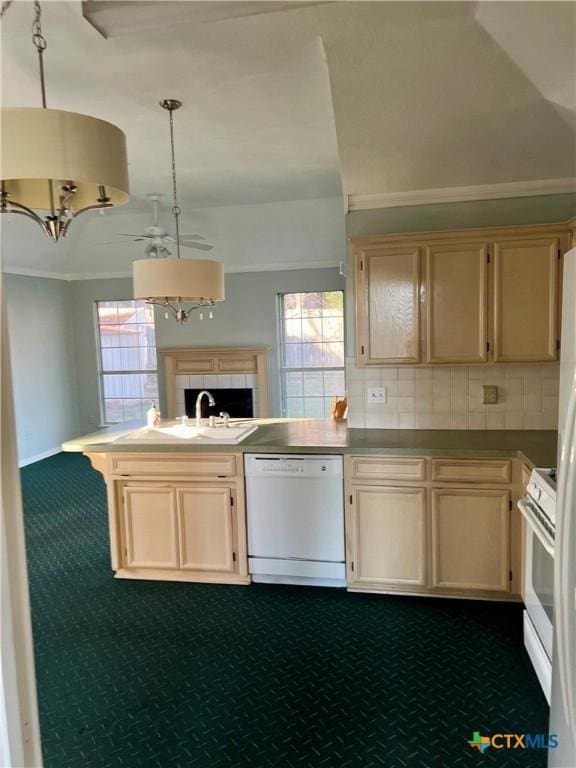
[1,0,574,277]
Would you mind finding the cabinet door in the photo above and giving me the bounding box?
[349,486,427,587]
[425,242,488,363]
[431,488,510,592]
[493,237,559,361]
[123,486,179,569]
[177,486,235,573]
[356,246,421,364]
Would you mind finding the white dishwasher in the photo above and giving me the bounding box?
[245,454,346,587]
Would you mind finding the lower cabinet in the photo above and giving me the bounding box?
[120,482,240,579]
[177,486,235,573]
[346,456,517,600]
[123,485,179,569]
[431,488,510,593]
[348,486,427,587]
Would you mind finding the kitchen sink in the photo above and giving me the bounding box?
[115,422,258,445]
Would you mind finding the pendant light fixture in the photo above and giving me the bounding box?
[133,99,225,323]
[0,1,130,241]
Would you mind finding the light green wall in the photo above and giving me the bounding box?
[345,193,576,354]
[346,193,576,237]
[69,269,345,433]
[5,274,79,464]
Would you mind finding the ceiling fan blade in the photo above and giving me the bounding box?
[181,241,214,251]
[180,234,206,241]
[118,233,148,238]
[97,240,141,246]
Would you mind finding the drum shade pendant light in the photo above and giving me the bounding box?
[0,1,129,241]
[133,99,225,323]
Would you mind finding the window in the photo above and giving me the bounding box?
[279,291,345,418]
[96,300,159,424]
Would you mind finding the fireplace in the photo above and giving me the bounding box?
[161,347,269,419]
[185,388,254,419]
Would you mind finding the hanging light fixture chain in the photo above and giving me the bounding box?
[161,99,183,260]
[32,0,48,108]
[0,1,13,19]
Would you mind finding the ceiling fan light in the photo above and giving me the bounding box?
[1,108,129,210]
[133,258,225,303]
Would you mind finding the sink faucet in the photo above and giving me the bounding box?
[195,390,215,427]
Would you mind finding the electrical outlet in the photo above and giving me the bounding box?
[483,385,498,405]
[367,387,387,404]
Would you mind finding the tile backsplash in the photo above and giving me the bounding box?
[346,359,559,430]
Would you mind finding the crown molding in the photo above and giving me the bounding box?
[2,260,340,282]
[347,178,576,212]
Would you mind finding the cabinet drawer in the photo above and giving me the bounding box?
[431,459,511,484]
[350,456,426,482]
[109,453,238,478]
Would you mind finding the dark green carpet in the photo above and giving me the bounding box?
[21,453,549,768]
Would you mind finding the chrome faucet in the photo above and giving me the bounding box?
[195,390,215,427]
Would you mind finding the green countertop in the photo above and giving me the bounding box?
[62,418,558,468]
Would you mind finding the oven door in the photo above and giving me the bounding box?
[519,498,555,660]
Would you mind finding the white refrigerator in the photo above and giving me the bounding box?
[549,247,576,767]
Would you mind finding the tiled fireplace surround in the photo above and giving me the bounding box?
[174,373,261,418]
[346,358,559,430]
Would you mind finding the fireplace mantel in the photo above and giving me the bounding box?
[160,346,269,418]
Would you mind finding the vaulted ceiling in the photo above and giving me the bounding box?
[1,0,574,276]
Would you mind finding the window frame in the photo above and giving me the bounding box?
[94,299,159,425]
[277,289,346,419]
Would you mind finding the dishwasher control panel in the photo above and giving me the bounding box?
[244,454,343,479]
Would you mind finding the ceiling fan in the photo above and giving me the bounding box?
[106,194,214,256]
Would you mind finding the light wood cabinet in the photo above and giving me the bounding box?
[425,242,488,363]
[123,486,179,569]
[351,222,569,365]
[102,452,249,585]
[345,455,521,601]
[356,245,421,364]
[431,488,510,592]
[348,486,427,588]
[493,237,559,362]
[119,482,238,578]
[178,486,235,572]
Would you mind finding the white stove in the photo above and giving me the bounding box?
[518,467,557,703]
[526,467,557,529]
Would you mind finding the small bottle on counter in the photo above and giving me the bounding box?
[147,403,161,428]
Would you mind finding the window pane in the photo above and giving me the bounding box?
[322,317,344,342]
[282,293,302,318]
[322,291,344,315]
[302,343,324,367]
[322,342,344,367]
[301,292,323,317]
[283,319,302,341]
[283,344,303,368]
[285,398,304,418]
[303,371,324,397]
[284,372,304,397]
[304,398,324,418]
[301,317,323,342]
[323,370,346,396]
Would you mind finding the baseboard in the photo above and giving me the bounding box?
[18,447,62,468]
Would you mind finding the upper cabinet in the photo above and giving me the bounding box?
[493,237,559,362]
[356,245,421,364]
[352,223,570,366]
[425,242,488,364]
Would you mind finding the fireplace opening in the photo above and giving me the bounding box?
[184,388,254,419]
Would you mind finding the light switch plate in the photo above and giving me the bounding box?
[483,385,498,405]
[367,387,387,404]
